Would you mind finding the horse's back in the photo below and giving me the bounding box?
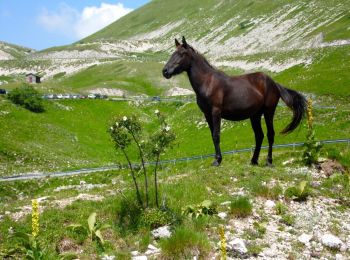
[220,72,279,120]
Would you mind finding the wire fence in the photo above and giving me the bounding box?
[1,138,349,182]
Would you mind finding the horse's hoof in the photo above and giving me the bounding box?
[251,160,258,166]
[266,162,274,167]
[212,160,220,167]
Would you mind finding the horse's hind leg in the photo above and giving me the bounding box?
[264,109,276,167]
[250,114,264,165]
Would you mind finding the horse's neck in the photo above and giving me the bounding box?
[187,56,213,94]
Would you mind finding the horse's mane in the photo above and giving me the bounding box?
[188,45,215,70]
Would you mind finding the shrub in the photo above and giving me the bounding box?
[230,196,253,218]
[182,200,218,219]
[160,226,210,259]
[139,208,172,229]
[284,181,310,201]
[109,111,175,208]
[7,85,44,112]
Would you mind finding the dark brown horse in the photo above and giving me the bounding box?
[162,37,306,166]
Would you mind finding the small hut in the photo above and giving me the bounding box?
[26,73,41,84]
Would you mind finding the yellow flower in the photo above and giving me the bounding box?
[307,98,313,129]
[32,199,39,237]
[219,226,227,260]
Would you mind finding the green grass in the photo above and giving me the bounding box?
[0,89,349,176]
[159,226,211,259]
[230,196,253,218]
[82,0,350,43]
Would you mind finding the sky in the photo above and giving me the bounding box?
[0,0,149,50]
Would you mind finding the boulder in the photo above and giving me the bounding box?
[151,225,172,239]
[320,234,343,249]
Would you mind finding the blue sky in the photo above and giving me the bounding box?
[0,0,149,50]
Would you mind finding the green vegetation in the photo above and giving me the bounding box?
[284,181,311,201]
[182,200,218,219]
[0,0,349,258]
[7,85,44,113]
[230,196,253,218]
[159,226,210,259]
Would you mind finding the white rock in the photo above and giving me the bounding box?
[220,201,231,206]
[321,234,343,249]
[228,238,247,254]
[218,212,227,219]
[132,256,147,260]
[145,244,160,254]
[80,180,86,185]
[298,233,313,245]
[265,200,276,209]
[101,255,115,260]
[151,225,171,239]
[131,251,139,256]
[336,254,344,260]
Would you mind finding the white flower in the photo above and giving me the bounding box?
[155,109,160,115]
[165,126,171,132]
[110,126,113,130]
[115,122,119,127]
[123,116,127,121]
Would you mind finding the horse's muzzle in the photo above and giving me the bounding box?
[162,68,172,79]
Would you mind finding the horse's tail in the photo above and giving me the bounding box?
[275,83,307,134]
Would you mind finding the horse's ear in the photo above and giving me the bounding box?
[175,38,180,48]
[182,36,188,48]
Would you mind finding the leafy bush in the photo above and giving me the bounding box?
[230,196,253,218]
[69,212,110,245]
[139,208,172,229]
[109,111,175,208]
[182,200,218,219]
[7,85,44,112]
[284,181,311,201]
[159,226,210,259]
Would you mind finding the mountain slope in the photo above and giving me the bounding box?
[0,41,34,60]
[82,0,350,56]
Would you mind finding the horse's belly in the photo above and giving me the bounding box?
[221,104,262,121]
[221,111,251,121]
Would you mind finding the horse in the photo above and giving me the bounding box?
[162,36,306,166]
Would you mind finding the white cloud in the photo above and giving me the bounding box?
[37,3,79,37]
[37,2,133,40]
[75,3,132,38]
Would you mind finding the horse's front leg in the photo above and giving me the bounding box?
[210,108,222,166]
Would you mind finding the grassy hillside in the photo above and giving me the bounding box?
[0,41,33,59]
[83,0,350,45]
[0,92,349,176]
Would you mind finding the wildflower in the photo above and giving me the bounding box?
[123,116,127,121]
[306,98,313,129]
[154,109,160,115]
[219,226,227,260]
[115,122,119,127]
[110,126,113,131]
[32,199,39,238]
[164,126,171,132]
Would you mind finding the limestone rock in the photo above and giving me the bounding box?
[228,238,247,254]
[320,234,343,249]
[151,225,171,239]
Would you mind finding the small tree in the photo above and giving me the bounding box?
[7,85,44,113]
[302,98,322,166]
[146,110,175,207]
[109,111,175,208]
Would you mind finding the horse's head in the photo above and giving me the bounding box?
[162,36,192,79]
